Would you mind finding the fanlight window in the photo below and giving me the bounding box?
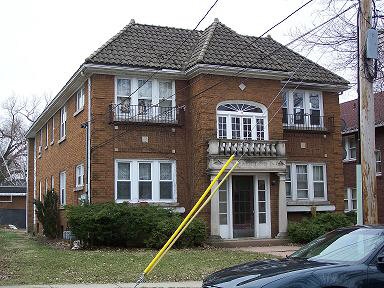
[216,102,268,141]
[217,103,263,114]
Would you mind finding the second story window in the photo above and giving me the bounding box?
[116,79,131,113]
[45,123,49,148]
[38,129,42,154]
[343,135,356,161]
[282,90,323,128]
[76,85,85,112]
[60,106,67,140]
[51,117,55,144]
[138,80,153,116]
[216,102,268,140]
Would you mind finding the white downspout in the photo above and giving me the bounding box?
[33,138,36,226]
[87,77,91,203]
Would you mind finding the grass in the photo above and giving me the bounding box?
[0,229,273,285]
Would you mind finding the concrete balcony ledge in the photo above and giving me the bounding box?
[208,139,286,157]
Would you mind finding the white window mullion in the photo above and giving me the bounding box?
[292,164,297,201]
[153,162,160,202]
[308,164,314,200]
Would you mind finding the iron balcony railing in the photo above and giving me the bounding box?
[109,104,183,125]
[208,139,286,157]
[282,113,334,132]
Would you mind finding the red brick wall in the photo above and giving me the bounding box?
[0,196,25,209]
[343,127,384,223]
[29,80,88,232]
[284,91,345,213]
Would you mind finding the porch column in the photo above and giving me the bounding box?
[210,176,220,237]
[277,172,288,238]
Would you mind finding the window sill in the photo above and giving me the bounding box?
[287,200,335,212]
[59,206,66,210]
[38,153,42,159]
[50,141,54,146]
[343,159,356,163]
[58,136,66,144]
[73,107,84,117]
[44,146,48,150]
[74,185,84,192]
[377,173,382,177]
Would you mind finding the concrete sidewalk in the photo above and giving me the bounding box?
[1,282,202,288]
[231,245,301,257]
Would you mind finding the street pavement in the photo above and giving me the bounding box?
[1,282,203,288]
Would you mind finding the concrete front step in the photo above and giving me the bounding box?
[208,237,290,248]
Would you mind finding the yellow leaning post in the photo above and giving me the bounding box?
[146,160,240,275]
[134,154,235,287]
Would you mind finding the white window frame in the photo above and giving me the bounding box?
[51,117,55,145]
[45,178,48,194]
[75,85,85,113]
[343,135,357,161]
[39,180,42,201]
[75,164,84,188]
[45,124,49,148]
[344,187,357,212]
[38,130,42,154]
[60,171,66,206]
[376,149,382,176]
[51,175,54,191]
[286,163,327,201]
[216,101,269,140]
[282,90,324,127]
[60,106,67,140]
[114,77,176,117]
[114,159,176,203]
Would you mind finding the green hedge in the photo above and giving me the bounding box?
[66,203,207,248]
[288,212,354,244]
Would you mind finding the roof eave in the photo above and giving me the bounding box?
[282,80,350,93]
[25,65,89,139]
[185,64,291,80]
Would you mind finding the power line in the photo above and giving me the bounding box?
[92,3,357,152]
[120,0,316,122]
[109,0,220,114]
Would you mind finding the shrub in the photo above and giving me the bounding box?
[66,203,207,248]
[33,190,59,238]
[345,211,357,225]
[145,215,207,249]
[288,212,354,244]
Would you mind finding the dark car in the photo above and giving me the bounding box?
[202,226,384,288]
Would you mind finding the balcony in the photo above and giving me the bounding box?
[109,104,184,125]
[208,139,286,158]
[282,114,334,132]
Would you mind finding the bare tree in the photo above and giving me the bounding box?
[289,0,384,92]
[0,96,40,185]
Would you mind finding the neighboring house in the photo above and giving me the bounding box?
[0,185,27,229]
[341,92,384,222]
[26,19,348,239]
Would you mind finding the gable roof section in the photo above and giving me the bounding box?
[86,19,348,86]
[340,92,384,133]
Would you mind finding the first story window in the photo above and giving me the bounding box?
[218,180,228,225]
[75,164,84,188]
[286,163,327,201]
[344,187,357,211]
[59,171,66,206]
[376,150,382,175]
[115,159,176,202]
[51,175,54,191]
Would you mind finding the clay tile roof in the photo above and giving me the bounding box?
[340,92,384,133]
[85,20,348,86]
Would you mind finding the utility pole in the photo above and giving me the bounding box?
[359,0,378,224]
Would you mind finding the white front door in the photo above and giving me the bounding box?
[214,174,271,239]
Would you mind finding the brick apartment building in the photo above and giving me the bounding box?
[341,92,384,222]
[26,19,349,239]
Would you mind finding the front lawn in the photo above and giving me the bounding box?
[0,229,273,285]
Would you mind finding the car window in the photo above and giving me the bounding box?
[291,228,384,263]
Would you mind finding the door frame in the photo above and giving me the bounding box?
[218,173,271,239]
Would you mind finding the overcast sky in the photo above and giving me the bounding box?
[0,0,356,109]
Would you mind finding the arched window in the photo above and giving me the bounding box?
[216,101,268,140]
